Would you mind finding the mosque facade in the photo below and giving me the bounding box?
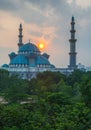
[2,17,80,79]
[2,23,55,79]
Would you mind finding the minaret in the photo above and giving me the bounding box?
[18,23,23,49]
[68,16,77,69]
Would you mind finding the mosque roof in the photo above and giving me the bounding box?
[10,54,50,66]
[19,42,40,53]
[42,53,50,59]
[51,64,55,68]
[10,55,28,65]
[9,42,51,66]
[9,52,16,56]
[36,55,50,65]
[2,64,9,68]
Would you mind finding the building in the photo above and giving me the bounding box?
[2,24,55,79]
[68,16,77,69]
[2,16,80,79]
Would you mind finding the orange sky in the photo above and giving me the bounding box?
[0,0,91,67]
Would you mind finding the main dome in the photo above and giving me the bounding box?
[19,42,40,53]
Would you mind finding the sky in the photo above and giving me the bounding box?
[0,0,91,68]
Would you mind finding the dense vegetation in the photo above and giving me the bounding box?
[0,69,91,130]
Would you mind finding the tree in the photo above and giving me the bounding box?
[4,80,29,103]
[66,70,84,86]
[0,104,29,129]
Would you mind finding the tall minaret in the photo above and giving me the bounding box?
[18,23,23,49]
[68,16,77,69]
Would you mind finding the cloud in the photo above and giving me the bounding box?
[75,0,91,9]
[0,0,71,22]
[0,0,21,11]
[0,0,91,67]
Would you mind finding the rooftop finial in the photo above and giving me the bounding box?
[29,39,30,43]
[72,16,74,22]
[20,23,22,28]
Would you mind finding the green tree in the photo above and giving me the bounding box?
[67,70,85,86]
[4,80,29,103]
[0,104,29,129]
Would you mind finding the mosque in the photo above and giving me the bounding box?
[1,16,79,79]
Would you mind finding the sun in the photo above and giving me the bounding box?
[38,42,45,50]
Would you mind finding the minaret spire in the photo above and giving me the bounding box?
[68,16,77,69]
[18,23,23,49]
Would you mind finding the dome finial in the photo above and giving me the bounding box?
[29,39,30,43]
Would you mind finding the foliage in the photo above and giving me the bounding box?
[0,69,91,129]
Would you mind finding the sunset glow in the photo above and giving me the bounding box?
[38,41,45,50]
[0,0,91,67]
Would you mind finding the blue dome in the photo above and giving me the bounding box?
[10,55,28,65]
[51,64,55,68]
[36,55,50,65]
[9,52,16,56]
[19,42,40,53]
[2,64,9,68]
[42,53,49,59]
[9,52,17,60]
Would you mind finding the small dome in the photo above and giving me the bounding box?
[51,64,55,68]
[42,53,50,59]
[36,55,50,65]
[10,55,28,65]
[2,64,9,68]
[9,52,16,56]
[9,52,17,60]
[19,42,40,53]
